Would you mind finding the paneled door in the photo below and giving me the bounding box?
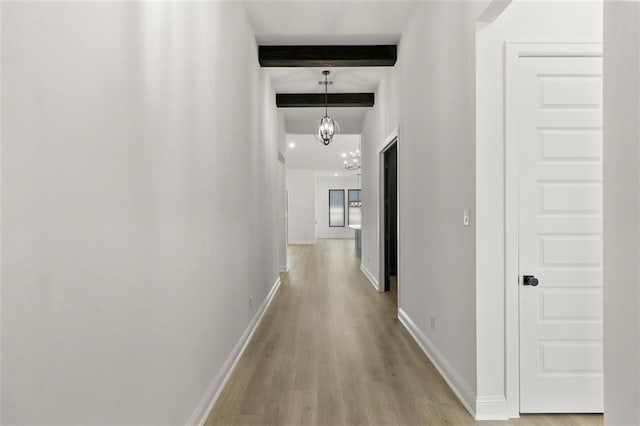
[518,56,603,413]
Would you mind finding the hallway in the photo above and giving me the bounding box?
[206,240,602,426]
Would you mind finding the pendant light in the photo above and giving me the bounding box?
[315,70,339,146]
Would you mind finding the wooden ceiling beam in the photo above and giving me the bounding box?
[259,45,397,67]
[276,93,375,108]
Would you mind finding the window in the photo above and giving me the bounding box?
[329,189,345,227]
[348,189,362,226]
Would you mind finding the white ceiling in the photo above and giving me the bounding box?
[244,1,416,135]
[244,1,417,46]
[267,67,384,94]
[286,134,361,172]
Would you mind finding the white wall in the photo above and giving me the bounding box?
[278,160,288,270]
[1,2,280,424]
[475,0,603,417]
[361,1,485,413]
[397,1,484,410]
[286,170,316,244]
[277,116,288,271]
[360,69,398,285]
[315,175,359,239]
[603,2,640,424]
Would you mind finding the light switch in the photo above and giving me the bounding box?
[463,209,470,227]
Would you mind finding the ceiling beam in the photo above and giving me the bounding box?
[259,45,397,67]
[276,93,375,108]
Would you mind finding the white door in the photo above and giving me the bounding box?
[518,56,603,413]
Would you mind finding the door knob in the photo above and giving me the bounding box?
[523,275,539,286]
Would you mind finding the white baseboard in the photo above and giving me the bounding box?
[186,277,281,426]
[288,240,315,245]
[279,265,289,272]
[360,263,380,292]
[475,395,509,420]
[397,308,477,419]
[316,235,355,239]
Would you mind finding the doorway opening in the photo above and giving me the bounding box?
[382,139,398,301]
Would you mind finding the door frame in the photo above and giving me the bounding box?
[504,42,603,414]
[378,127,400,307]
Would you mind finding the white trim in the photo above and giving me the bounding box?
[507,42,603,58]
[398,308,476,419]
[475,395,509,421]
[279,265,289,273]
[377,126,400,154]
[287,240,316,245]
[360,263,380,292]
[477,0,514,24]
[504,42,603,418]
[378,127,401,308]
[186,277,282,426]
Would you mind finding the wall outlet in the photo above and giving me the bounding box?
[430,315,436,330]
[249,296,253,309]
[463,209,470,227]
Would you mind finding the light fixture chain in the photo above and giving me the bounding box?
[324,72,328,116]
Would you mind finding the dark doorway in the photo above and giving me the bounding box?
[383,141,398,292]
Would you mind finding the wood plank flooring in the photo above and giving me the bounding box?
[205,239,603,426]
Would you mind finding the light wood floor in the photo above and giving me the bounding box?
[206,239,602,426]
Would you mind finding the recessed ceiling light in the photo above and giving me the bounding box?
[289,142,295,148]
[341,153,347,158]
[334,173,338,177]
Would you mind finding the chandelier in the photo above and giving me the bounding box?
[315,70,339,146]
[344,150,361,171]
